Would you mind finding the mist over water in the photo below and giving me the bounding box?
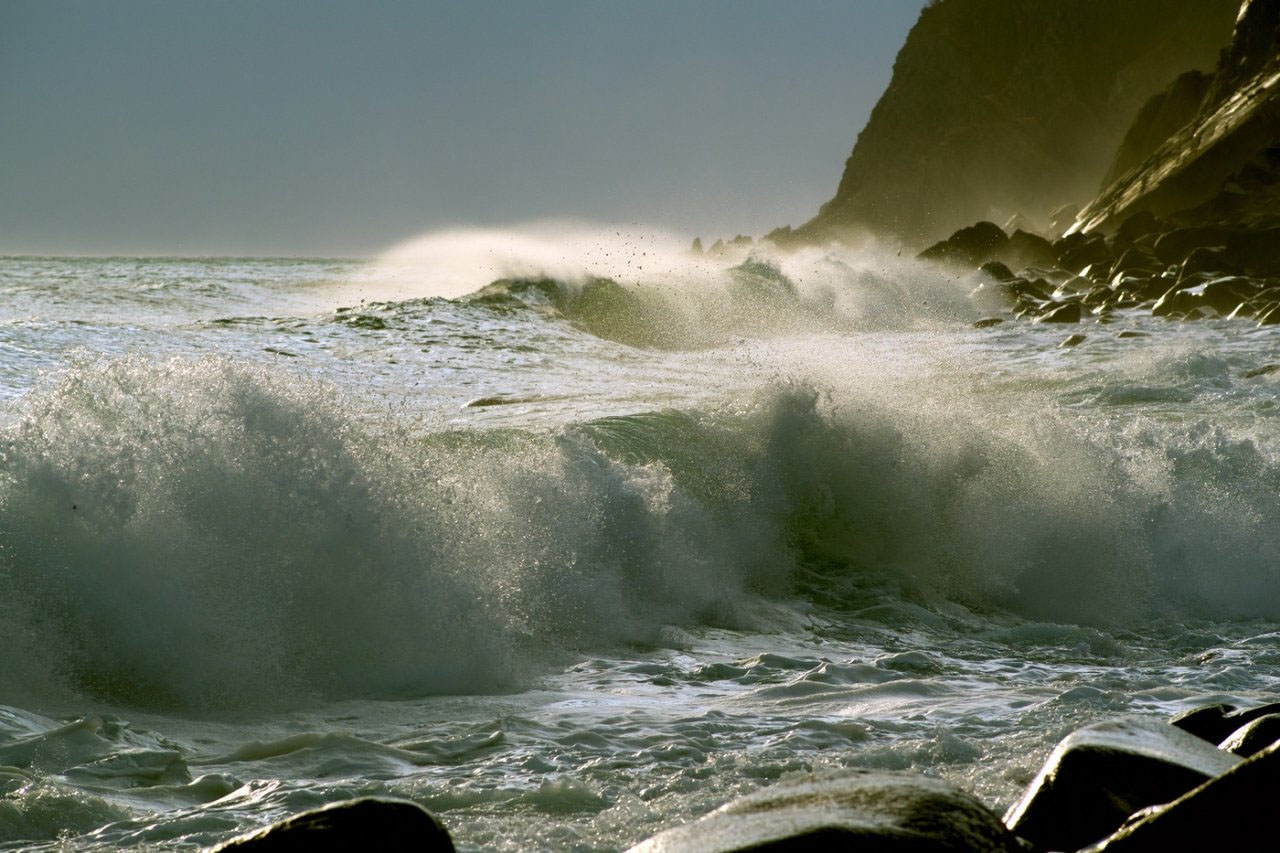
[1,239,1280,849]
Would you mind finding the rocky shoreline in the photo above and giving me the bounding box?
[918,213,1280,335]
[207,701,1280,851]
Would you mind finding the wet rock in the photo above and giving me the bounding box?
[1049,203,1082,238]
[1219,713,1280,757]
[1115,210,1163,244]
[1197,276,1258,313]
[1103,70,1215,191]
[1001,229,1058,270]
[1172,702,1280,744]
[1057,233,1114,275]
[1151,284,1200,318]
[1257,303,1280,325]
[1225,227,1280,275]
[919,221,1009,267]
[627,770,1021,853]
[978,260,1017,282]
[973,317,1004,329]
[1080,741,1280,852]
[1034,302,1082,324]
[1243,363,1280,378]
[1152,226,1233,265]
[1059,334,1087,347]
[1117,330,1148,339]
[209,798,455,852]
[1003,717,1239,852]
[1179,245,1242,280]
[1003,212,1035,235]
[1109,246,1162,280]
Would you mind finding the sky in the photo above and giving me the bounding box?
[1,1,927,257]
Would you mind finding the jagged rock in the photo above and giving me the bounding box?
[979,260,1017,281]
[1151,226,1234,265]
[1076,0,1280,233]
[1003,212,1034,234]
[1034,302,1082,324]
[1224,226,1280,275]
[1057,233,1114,274]
[1003,717,1239,852]
[1109,246,1163,280]
[1179,246,1242,280]
[1001,229,1059,270]
[1152,284,1203,317]
[919,221,1009,267]
[1115,210,1163,244]
[1219,713,1280,756]
[1172,702,1280,743]
[208,798,455,851]
[1102,70,1214,189]
[1049,203,1082,238]
[1079,741,1280,851]
[793,0,1238,247]
[626,770,1021,852]
[1059,333,1087,347]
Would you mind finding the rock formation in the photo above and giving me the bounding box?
[787,0,1240,248]
[1075,0,1280,233]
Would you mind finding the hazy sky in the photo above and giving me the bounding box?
[2,1,926,257]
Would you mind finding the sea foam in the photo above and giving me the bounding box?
[3,338,1279,711]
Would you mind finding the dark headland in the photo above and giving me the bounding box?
[763,0,1280,332]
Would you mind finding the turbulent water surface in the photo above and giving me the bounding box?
[1,240,1279,850]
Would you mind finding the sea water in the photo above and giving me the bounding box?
[1,237,1279,850]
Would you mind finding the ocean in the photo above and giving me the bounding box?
[1,235,1278,850]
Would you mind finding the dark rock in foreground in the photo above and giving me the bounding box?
[626,770,1020,852]
[209,798,454,852]
[1081,740,1280,851]
[1219,713,1280,757]
[1171,701,1280,744]
[1003,717,1239,852]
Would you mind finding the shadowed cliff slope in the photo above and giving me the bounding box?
[1077,0,1280,232]
[792,0,1239,249]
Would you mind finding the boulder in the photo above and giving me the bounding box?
[1034,302,1082,324]
[1171,702,1280,744]
[1219,713,1280,757]
[1114,210,1163,245]
[1003,717,1239,852]
[1152,226,1234,265]
[1179,245,1242,280]
[626,770,1021,852]
[209,798,455,852]
[1080,741,1280,851]
[1057,233,1114,275]
[1225,227,1280,275]
[919,221,1009,267]
[1001,230,1058,270]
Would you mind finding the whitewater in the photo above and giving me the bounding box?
[1,232,1279,850]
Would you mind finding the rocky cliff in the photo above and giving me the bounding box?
[1076,0,1280,232]
[789,0,1240,249]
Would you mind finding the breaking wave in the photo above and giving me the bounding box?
[2,354,1279,711]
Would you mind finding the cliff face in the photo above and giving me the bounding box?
[1077,0,1280,232]
[795,0,1239,248]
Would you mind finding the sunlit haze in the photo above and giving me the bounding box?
[1,1,926,257]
